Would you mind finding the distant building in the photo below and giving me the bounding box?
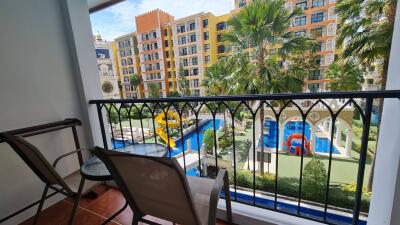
[361,61,381,91]
[135,9,174,97]
[94,35,120,99]
[115,32,143,99]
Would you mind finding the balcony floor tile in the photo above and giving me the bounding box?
[18,184,230,225]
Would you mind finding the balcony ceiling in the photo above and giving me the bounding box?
[87,0,125,13]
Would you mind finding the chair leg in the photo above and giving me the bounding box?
[132,215,140,225]
[223,173,232,224]
[67,178,85,225]
[32,185,49,225]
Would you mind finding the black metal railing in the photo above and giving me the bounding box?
[89,90,400,225]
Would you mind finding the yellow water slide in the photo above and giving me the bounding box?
[155,111,183,147]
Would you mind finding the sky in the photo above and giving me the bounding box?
[90,0,233,41]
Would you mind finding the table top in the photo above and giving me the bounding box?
[80,143,168,181]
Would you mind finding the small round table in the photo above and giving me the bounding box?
[80,143,168,224]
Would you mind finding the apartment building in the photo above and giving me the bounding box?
[286,0,337,92]
[135,9,174,97]
[93,35,121,99]
[115,32,143,99]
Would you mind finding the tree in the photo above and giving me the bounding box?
[224,0,312,174]
[203,129,215,155]
[302,158,327,200]
[325,61,363,91]
[177,65,191,96]
[130,74,142,98]
[147,83,161,98]
[167,91,181,97]
[336,0,397,191]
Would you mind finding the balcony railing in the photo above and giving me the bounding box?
[89,90,400,225]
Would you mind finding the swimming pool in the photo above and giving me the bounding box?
[259,120,340,154]
[172,119,221,157]
[112,119,222,156]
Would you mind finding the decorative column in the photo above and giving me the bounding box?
[279,125,285,151]
[345,129,352,157]
[310,125,317,153]
[335,122,342,145]
[323,120,329,132]
[328,118,333,137]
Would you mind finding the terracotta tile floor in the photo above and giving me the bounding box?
[19,185,230,225]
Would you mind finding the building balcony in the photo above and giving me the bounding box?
[85,91,400,225]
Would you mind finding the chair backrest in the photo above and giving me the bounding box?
[93,147,201,225]
[0,133,73,193]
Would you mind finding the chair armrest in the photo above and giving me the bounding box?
[208,169,232,225]
[52,149,89,168]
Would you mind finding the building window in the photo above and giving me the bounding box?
[192,57,198,66]
[179,36,186,45]
[308,83,320,92]
[167,61,171,68]
[179,48,187,56]
[312,0,325,7]
[121,59,126,66]
[120,50,125,57]
[203,32,209,40]
[296,1,307,10]
[178,25,185,33]
[203,19,208,28]
[193,79,199,87]
[166,51,170,58]
[239,0,247,8]
[311,12,325,23]
[193,68,198,75]
[165,40,169,47]
[217,22,226,31]
[189,22,195,31]
[193,90,200,96]
[128,67,134,74]
[217,34,223,42]
[295,16,307,26]
[153,42,158,49]
[122,68,128,75]
[190,46,197,54]
[311,27,324,37]
[205,55,211,63]
[168,71,172,78]
[183,59,188,67]
[127,58,133,65]
[217,45,225,53]
[204,44,210,52]
[295,30,306,37]
[152,31,157,38]
[124,77,129,83]
[118,41,124,48]
[164,29,168,36]
[125,40,131,47]
[190,34,196,42]
[184,70,189,76]
[309,70,321,80]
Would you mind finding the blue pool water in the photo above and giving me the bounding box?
[171,119,221,157]
[112,119,222,156]
[259,120,340,154]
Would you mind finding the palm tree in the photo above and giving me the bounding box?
[224,0,312,174]
[336,0,397,191]
[325,61,363,91]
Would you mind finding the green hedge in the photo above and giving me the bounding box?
[229,170,370,213]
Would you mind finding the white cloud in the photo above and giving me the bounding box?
[90,0,233,41]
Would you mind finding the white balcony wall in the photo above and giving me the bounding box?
[0,0,103,224]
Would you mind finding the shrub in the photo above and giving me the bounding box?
[231,169,370,212]
[302,159,327,201]
[203,129,215,154]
